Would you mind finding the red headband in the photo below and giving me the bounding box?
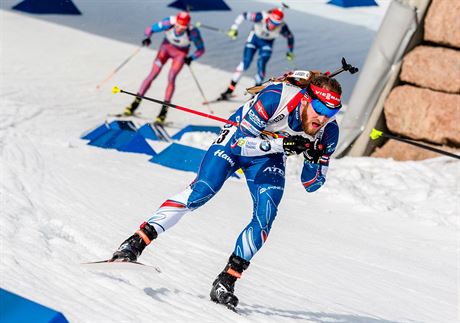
[309,84,341,107]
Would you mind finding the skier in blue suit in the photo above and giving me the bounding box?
[219,8,295,100]
[110,70,342,310]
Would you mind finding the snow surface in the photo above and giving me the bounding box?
[1,5,459,323]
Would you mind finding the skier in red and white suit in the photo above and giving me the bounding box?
[123,12,205,123]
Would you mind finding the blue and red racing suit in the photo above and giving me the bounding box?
[146,82,339,261]
[138,16,205,102]
[231,11,294,85]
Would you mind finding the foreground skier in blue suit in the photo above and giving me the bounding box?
[111,70,343,311]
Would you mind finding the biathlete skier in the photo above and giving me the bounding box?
[219,8,294,100]
[111,70,342,310]
[123,12,205,123]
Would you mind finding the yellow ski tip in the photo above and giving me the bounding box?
[112,86,121,94]
[370,128,383,140]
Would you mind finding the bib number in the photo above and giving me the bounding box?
[213,126,236,146]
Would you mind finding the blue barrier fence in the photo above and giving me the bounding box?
[81,122,229,175]
[0,288,69,323]
[83,121,156,156]
[149,142,205,173]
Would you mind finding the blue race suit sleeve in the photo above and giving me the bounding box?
[281,24,294,53]
[301,120,339,192]
[244,12,264,22]
[144,17,174,37]
[145,17,173,36]
[229,84,286,157]
[151,17,174,33]
[231,12,264,29]
[188,27,205,61]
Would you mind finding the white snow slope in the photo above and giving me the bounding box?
[1,6,459,323]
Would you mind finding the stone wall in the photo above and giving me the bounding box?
[384,85,460,146]
[399,46,460,93]
[372,0,460,160]
[424,0,460,48]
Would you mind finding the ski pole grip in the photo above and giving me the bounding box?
[370,128,383,140]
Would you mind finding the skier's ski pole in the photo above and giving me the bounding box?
[96,46,142,90]
[112,86,284,138]
[370,128,460,160]
[112,86,238,126]
[187,65,214,114]
[195,22,226,34]
[288,56,298,70]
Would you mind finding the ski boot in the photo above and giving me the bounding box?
[123,97,142,116]
[219,81,237,101]
[155,104,169,124]
[111,222,158,262]
[210,253,250,310]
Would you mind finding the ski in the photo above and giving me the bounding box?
[210,300,238,313]
[153,121,175,128]
[82,259,161,273]
[107,113,179,128]
[203,94,237,105]
[226,305,237,313]
[223,303,238,313]
[107,112,153,121]
[151,122,171,142]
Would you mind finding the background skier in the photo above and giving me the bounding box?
[219,8,294,100]
[110,70,342,311]
[123,11,205,123]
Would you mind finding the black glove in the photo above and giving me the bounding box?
[142,38,151,47]
[184,56,193,65]
[303,138,325,163]
[283,135,309,155]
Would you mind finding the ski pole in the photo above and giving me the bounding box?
[112,86,237,126]
[370,128,460,160]
[96,46,142,90]
[112,86,284,138]
[287,56,298,70]
[195,22,227,34]
[187,65,214,114]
